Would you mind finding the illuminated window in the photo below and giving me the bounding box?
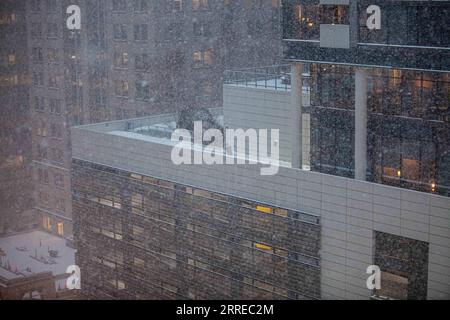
[57,222,64,237]
[193,50,202,66]
[256,205,273,214]
[8,54,15,65]
[203,49,213,65]
[43,216,52,231]
[254,243,273,253]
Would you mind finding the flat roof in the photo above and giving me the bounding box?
[0,230,75,281]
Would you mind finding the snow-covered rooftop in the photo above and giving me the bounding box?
[0,231,75,281]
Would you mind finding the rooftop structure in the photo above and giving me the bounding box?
[0,230,76,299]
[71,108,450,300]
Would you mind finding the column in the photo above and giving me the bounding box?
[291,63,303,169]
[355,68,368,181]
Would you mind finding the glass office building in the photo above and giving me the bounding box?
[283,0,450,196]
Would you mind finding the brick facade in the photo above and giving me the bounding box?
[72,159,321,299]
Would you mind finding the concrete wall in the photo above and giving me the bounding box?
[71,123,450,300]
[223,85,310,165]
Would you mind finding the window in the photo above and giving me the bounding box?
[54,173,65,188]
[134,0,148,12]
[47,23,58,38]
[31,23,42,39]
[48,74,60,89]
[193,21,210,37]
[46,0,57,12]
[135,80,150,101]
[108,279,126,290]
[39,192,50,207]
[8,54,16,65]
[115,80,129,97]
[37,144,48,160]
[57,222,64,237]
[36,120,48,137]
[32,47,44,63]
[113,0,127,12]
[34,96,46,111]
[49,98,61,114]
[56,198,66,213]
[321,5,349,25]
[134,24,148,41]
[203,49,213,65]
[256,205,273,214]
[192,0,208,11]
[174,0,183,11]
[51,148,64,163]
[131,193,144,213]
[193,49,213,67]
[135,53,149,70]
[47,48,59,63]
[43,216,52,231]
[254,242,273,253]
[50,123,62,138]
[133,257,145,267]
[113,24,127,40]
[38,168,49,184]
[114,52,129,68]
[375,272,409,300]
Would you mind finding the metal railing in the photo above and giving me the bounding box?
[224,65,292,90]
[224,65,311,93]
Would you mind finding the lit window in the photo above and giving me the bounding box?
[57,222,64,237]
[43,216,52,231]
[254,243,273,252]
[256,205,273,214]
[8,54,15,65]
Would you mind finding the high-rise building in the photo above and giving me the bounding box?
[283,0,449,196]
[0,1,34,234]
[27,0,84,238]
[27,0,282,238]
[70,0,449,300]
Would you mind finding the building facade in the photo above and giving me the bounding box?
[72,159,320,299]
[69,0,450,300]
[24,0,283,239]
[283,0,450,196]
[71,110,449,300]
[0,0,34,234]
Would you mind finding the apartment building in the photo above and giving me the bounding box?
[69,0,449,300]
[0,1,34,234]
[27,0,85,238]
[26,0,282,239]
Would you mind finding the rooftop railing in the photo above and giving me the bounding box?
[224,65,311,93]
[224,65,292,90]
